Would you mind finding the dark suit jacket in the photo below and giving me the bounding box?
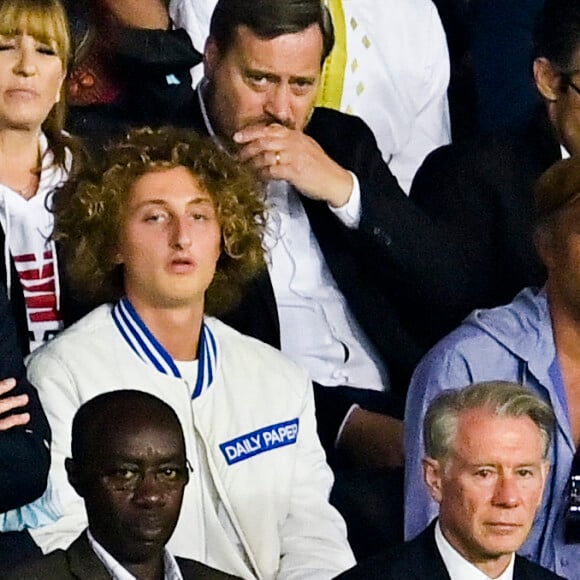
[336,522,565,579]
[4,531,240,580]
[410,109,560,318]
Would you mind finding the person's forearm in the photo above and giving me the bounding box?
[99,0,170,30]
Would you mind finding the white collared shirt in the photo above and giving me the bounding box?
[265,179,388,392]
[435,521,515,580]
[87,529,184,580]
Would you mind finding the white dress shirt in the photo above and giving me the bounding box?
[265,180,388,392]
[87,530,184,580]
[435,521,515,580]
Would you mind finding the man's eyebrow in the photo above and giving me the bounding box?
[132,196,214,208]
[245,68,280,80]
[188,197,214,206]
[289,75,317,83]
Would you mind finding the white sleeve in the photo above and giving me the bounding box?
[328,172,361,229]
[388,3,451,194]
[168,0,215,85]
[278,374,356,579]
[23,351,88,552]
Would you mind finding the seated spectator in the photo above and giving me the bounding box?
[410,0,579,319]
[8,127,354,578]
[65,0,202,151]
[0,0,87,354]
[0,285,50,572]
[341,382,564,579]
[169,0,452,193]
[405,156,580,578]
[7,390,238,579]
[469,0,545,134]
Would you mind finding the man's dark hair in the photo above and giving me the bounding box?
[209,0,335,64]
[534,0,580,71]
[71,390,183,463]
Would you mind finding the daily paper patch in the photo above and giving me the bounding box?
[219,419,300,465]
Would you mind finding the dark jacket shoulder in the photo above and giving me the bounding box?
[514,555,566,579]
[177,556,242,579]
[336,523,450,579]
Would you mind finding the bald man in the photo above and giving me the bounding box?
[8,390,238,579]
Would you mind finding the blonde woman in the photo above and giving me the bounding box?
[0,0,83,355]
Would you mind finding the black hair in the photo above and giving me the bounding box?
[209,0,334,64]
[71,390,183,462]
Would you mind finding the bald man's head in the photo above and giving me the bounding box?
[66,390,189,568]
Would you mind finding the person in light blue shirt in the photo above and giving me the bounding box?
[405,156,580,579]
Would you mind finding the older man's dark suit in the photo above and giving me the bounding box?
[219,104,473,443]
[3,531,238,580]
[336,522,565,579]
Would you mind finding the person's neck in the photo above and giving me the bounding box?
[124,557,165,580]
[127,295,204,361]
[0,128,41,198]
[440,524,511,578]
[91,528,166,580]
[200,80,236,154]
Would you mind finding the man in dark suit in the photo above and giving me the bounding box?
[6,390,237,579]
[410,0,579,317]
[338,381,564,579]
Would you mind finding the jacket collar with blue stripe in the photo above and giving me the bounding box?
[112,297,217,400]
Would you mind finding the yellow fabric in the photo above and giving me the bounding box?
[315,0,347,109]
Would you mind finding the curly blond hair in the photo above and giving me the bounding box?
[53,126,267,315]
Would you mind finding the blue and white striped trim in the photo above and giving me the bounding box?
[112,297,218,399]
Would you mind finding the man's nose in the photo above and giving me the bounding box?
[492,475,522,508]
[132,472,166,507]
[170,215,192,249]
[264,84,293,126]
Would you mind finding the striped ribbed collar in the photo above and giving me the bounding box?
[112,297,218,399]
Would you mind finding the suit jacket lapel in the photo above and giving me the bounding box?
[417,522,453,580]
[67,532,112,580]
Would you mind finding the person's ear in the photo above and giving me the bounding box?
[423,457,444,504]
[55,68,66,104]
[65,457,86,498]
[112,245,124,266]
[540,460,551,490]
[534,225,556,270]
[534,57,562,102]
[204,37,220,82]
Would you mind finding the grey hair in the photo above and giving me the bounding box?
[424,381,555,461]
